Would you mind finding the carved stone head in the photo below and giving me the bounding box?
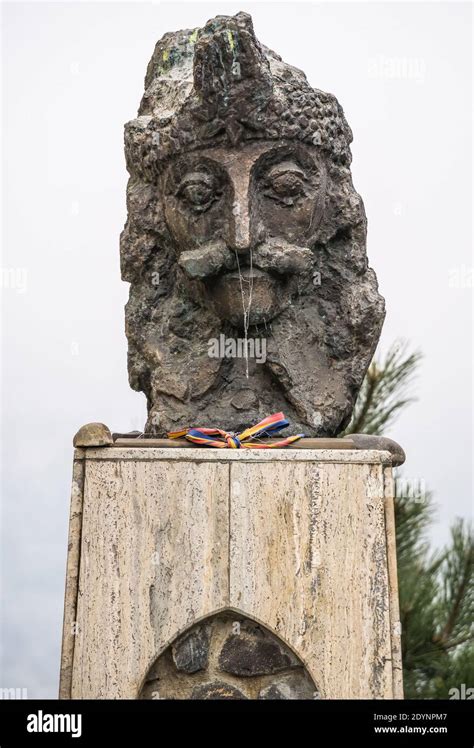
[121,12,385,436]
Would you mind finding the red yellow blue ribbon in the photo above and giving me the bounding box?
[168,412,304,449]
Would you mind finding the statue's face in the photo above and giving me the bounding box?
[163,141,326,327]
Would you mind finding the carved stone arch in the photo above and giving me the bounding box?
[139,609,319,700]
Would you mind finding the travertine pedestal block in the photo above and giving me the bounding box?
[59,447,402,699]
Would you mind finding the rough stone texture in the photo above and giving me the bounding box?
[121,12,385,437]
[172,623,210,673]
[258,674,316,700]
[140,612,316,700]
[219,630,298,676]
[60,447,403,699]
[192,682,247,700]
[73,423,112,447]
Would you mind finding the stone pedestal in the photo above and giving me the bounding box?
[59,446,403,699]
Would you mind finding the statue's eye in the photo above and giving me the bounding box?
[263,165,307,205]
[177,172,219,212]
[270,172,305,197]
[182,182,213,205]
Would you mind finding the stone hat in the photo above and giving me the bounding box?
[125,12,353,180]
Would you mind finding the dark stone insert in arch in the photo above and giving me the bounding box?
[140,611,319,700]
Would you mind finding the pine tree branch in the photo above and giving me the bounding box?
[437,540,473,646]
[438,634,474,651]
[341,340,422,437]
[350,366,378,433]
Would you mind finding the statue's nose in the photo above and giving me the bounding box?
[229,197,251,253]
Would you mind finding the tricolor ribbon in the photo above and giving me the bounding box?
[168,412,305,449]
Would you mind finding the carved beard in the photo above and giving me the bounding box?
[124,230,384,438]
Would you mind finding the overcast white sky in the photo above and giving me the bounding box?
[1,1,472,698]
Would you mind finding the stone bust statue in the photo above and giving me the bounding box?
[121,12,385,436]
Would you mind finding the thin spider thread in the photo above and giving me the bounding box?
[233,247,254,379]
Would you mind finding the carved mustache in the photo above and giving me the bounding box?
[178,239,313,279]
